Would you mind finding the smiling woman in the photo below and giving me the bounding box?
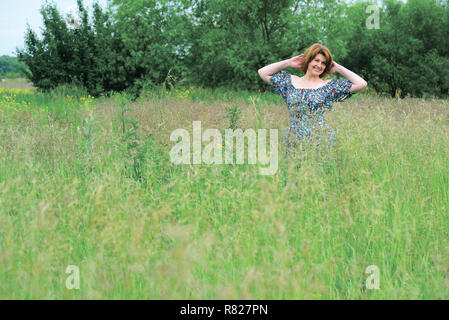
[299,44,334,81]
[257,43,368,153]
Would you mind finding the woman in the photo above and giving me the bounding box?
[258,43,367,153]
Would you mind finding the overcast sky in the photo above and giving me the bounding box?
[0,0,108,56]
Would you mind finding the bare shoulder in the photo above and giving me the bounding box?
[290,74,300,82]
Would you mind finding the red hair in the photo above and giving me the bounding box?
[301,43,333,79]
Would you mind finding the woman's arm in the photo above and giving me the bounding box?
[258,55,304,84]
[330,62,368,93]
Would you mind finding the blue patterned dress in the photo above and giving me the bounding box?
[270,70,353,152]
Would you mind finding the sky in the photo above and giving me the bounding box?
[0,0,108,56]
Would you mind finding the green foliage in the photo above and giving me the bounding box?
[224,103,242,130]
[343,0,449,98]
[110,0,191,95]
[186,0,298,90]
[78,115,98,177]
[2,85,449,299]
[113,92,156,184]
[17,0,129,96]
[15,0,449,98]
[0,55,27,78]
[184,0,355,90]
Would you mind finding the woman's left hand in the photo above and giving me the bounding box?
[329,61,340,74]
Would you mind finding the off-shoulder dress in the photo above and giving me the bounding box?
[270,70,353,151]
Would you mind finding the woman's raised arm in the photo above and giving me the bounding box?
[330,62,368,93]
[258,54,304,84]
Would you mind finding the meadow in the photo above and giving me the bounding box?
[1,78,448,299]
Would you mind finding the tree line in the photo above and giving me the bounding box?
[0,56,27,79]
[17,0,449,98]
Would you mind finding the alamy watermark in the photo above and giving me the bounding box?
[170,121,279,175]
[65,265,80,290]
[365,265,380,290]
[366,5,380,29]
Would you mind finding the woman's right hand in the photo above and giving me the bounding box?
[258,55,304,84]
[288,54,304,69]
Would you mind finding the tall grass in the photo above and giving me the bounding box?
[1,84,448,299]
[0,78,34,90]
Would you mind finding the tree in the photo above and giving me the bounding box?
[16,0,449,98]
[109,0,192,95]
[18,3,72,90]
[0,55,27,78]
[184,0,353,90]
[17,0,129,96]
[343,0,449,98]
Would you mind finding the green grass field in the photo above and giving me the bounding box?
[1,78,448,299]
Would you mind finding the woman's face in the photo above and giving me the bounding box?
[308,53,327,76]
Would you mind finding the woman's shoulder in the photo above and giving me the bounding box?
[270,70,291,86]
[326,78,353,90]
[273,70,291,79]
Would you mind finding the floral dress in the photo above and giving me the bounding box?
[270,70,353,152]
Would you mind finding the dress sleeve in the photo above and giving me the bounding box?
[270,70,290,102]
[328,78,353,102]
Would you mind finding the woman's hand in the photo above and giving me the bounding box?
[288,54,304,69]
[329,61,340,74]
